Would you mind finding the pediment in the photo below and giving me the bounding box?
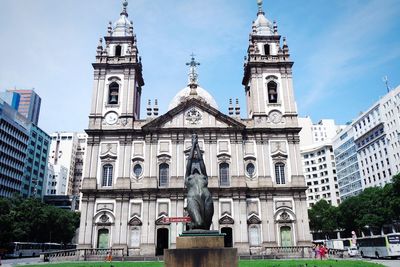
[219,213,234,225]
[142,98,245,131]
[247,213,262,224]
[128,215,143,226]
[155,213,170,225]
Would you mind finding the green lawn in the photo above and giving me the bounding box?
[24,259,384,267]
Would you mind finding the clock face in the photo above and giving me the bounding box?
[105,112,118,125]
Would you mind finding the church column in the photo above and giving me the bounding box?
[266,194,276,244]
[85,196,96,247]
[294,192,311,245]
[95,73,106,120]
[113,195,123,245]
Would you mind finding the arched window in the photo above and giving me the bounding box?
[275,162,285,184]
[219,162,230,186]
[264,44,270,56]
[267,81,278,103]
[159,163,169,187]
[108,82,119,104]
[115,45,122,57]
[102,164,113,186]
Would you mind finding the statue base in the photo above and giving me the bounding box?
[164,231,238,267]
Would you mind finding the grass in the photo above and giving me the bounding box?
[24,259,385,267]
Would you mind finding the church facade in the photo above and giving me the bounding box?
[78,1,312,256]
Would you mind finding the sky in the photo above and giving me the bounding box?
[0,0,399,134]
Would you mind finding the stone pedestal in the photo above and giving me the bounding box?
[164,231,238,267]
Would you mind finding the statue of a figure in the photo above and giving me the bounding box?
[185,134,214,230]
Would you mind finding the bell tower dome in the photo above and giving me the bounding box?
[242,0,297,122]
[89,0,144,130]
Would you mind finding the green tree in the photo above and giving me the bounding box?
[308,199,339,236]
[0,198,14,246]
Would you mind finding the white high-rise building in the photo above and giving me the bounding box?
[352,85,400,189]
[45,163,68,195]
[48,132,78,195]
[298,117,344,207]
[72,133,87,196]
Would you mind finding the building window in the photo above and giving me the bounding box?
[264,44,270,56]
[108,82,119,104]
[159,163,169,187]
[267,81,278,103]
[219,162,230,186]
[246,162,255,177]
[133,164,143,178]
[115,45,122,56]
[275,162,286,184]
[102,164,113,186]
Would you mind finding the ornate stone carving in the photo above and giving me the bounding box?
[219,213,234,224]
[268,110,282,124]
[247,213,262,224]
[129,215,143,226]
[185,108,202,125]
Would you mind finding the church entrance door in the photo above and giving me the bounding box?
[221,227,233,247]
[97,229,109,249]
[280,226,293,247]
[156,228,169,256]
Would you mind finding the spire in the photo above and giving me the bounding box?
[111,0,133,37]
[186,53,200,93]
[253,0,273,35]
[257,0,265,15]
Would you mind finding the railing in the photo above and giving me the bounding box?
[42,248,124,262]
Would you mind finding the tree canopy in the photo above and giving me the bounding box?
[0,197,80,246]
[309,173,400,238]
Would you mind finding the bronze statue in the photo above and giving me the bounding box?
[185,134,214,230]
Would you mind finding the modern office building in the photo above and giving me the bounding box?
[48,132,78,195]
[6,89,41,125]
[0,99,30,198]
[332,125,362,200]
[21,125,51,198]
[0,91,20,110]
[78,1,312,256]
[298,117,344,207]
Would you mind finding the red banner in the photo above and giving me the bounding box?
[163,217,192,223]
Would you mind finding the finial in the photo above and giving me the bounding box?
[257,0,264,15]
[273,20,278,34]
[121,0,128,16]
[153,99,159,116]
[228,98,234,115]
[235,98,240,116]
[147,99,152,117]
[186,53,200,90]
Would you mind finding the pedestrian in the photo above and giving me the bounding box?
[315,244,320,259]
[319,245,327,260]
[105,251,112,262]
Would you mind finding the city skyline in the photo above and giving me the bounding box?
[0,0,399,133]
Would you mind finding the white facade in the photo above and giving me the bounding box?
[72,133,87,196]
[48,132,78,195]
[78,1,312,256]
[352,85,400,189]
[298,117,344,207]
[45,163,68,195]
